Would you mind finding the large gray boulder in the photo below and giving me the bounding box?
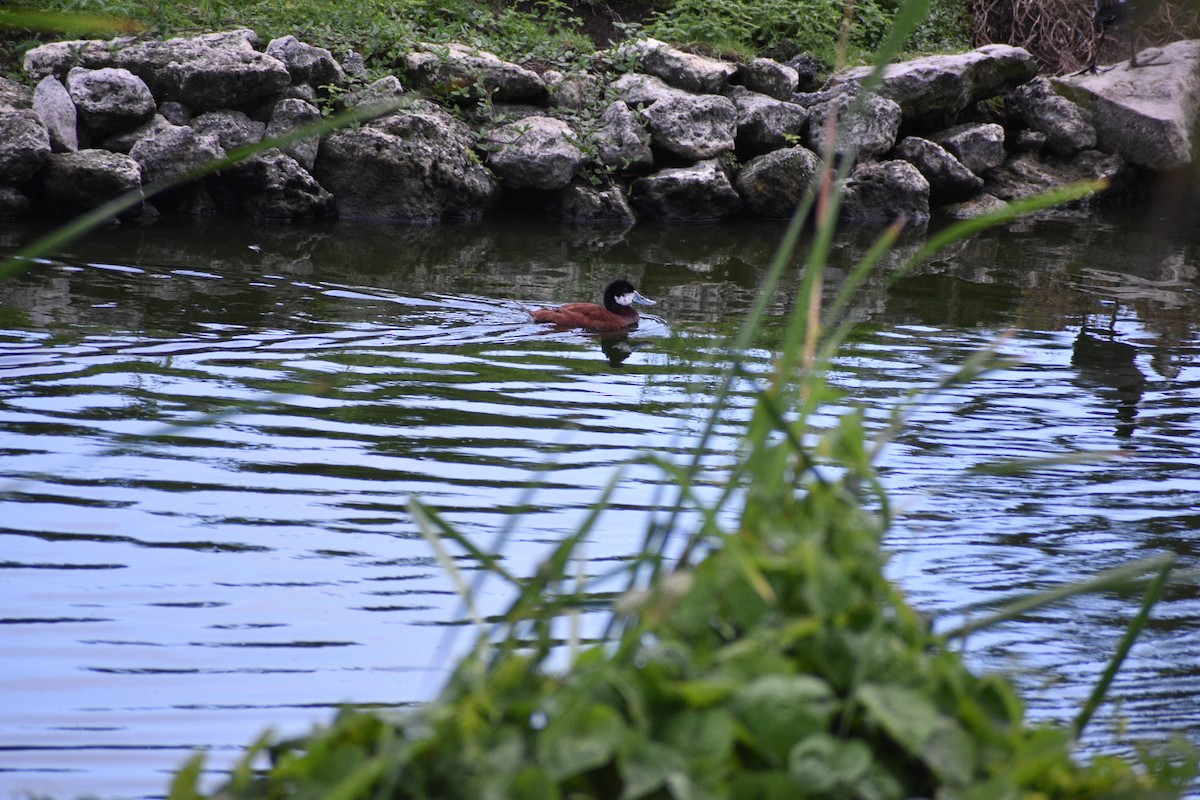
[893,136,984,203]
[630,159,743,221]
[190,109,265,151]
[734,145,823,218]
[486,116,586,190]
[265,35,346,89]
[622,38,737,95]
[33,76,78,152]
[101,114,175,154]
[558,181,637,225]
[113,31,290,111]
[840,159,930,225]
[0,75,33,111]
[404,43,545,102]
[592,101,653,173]
[211,149,334,221]
[313,103,499,222]
[1054,40,1200,171]
[265,98,322,170]
[985,150,1131,202]
[642,93,738,160]
[739,58,799,101]
[66,66,155,137]
[931,122,1006,175]
[0,110,51,184]
[129,123,226,186]
[805,90,901,161]
[39,148,142,211]
[830,44,1038,128]
[1004,76,1096,157]
[728,86,808,155]
[22,39,124,80]
[612,72,683,107]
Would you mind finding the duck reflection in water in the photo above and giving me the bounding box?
[1071,311,1146,438]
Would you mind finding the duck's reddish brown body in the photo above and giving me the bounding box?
[530,280,656,333]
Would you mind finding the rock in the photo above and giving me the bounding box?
[840,159,930,225]
[893,136,984,202]
[805,90,901,162]
[0,185,31,216]
[66,66,155,137]
[39,148,142,211]
[0,110,51,185]
[130,123,226,186]
[786,54,826,92]
[486,116,586,190]
[340,51,368,80]
[734,145,823,218]
[211,149,334,221]
[558,181,637,224]
[940,192,1007,218]
[630,159,743,221]
[343,75,406,112]
[623,38,738,95]
[985,150,1131,202]
[114,31,291,111]
[312,102,499,222]
[545,70,604,110]
[728,85,808,155]
[740,58,799,101]
[33,76,78,152]
[643,93,738,160]
[265,98,322,170]
[265,35,346,89]
[612,72,683,106]
[931,122,1006,175]
[159,101,192,125]
[404,42,545,102]
[1005,76,1095,157]
[1011,128,1046,153]
[190,109,265,151]
[830,44,1039,128]
[0,76,33,111]
[593,101,653,173]
[1053,40,1200,171]
[100,114,175,154]
[22,38,123,80]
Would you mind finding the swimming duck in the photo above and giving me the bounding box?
[530,279,656,332]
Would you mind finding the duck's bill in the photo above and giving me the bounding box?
[633,291,657,306]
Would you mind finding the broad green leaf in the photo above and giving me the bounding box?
[731,675,836,764]
[166,754,205,800]
[510,766,562,800]
[923,721,976,785]
[617,737,688,799]
[662,707,737,763]
[788,734,871,792]
[728,769,797,799]
[538,703,625,781]
[856,683,938,755]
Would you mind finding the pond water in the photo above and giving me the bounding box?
[2,209,1199,799]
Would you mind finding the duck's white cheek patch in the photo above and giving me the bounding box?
[615,292,635,306]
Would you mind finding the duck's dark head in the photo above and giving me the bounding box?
[603,279,656,314]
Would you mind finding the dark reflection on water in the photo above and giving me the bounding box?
[2,210,1199,798]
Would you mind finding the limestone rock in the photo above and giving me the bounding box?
[734,145,823,218]
[630,159,743,221]
[740,58,799,101]
[558,181,637,224]
[33,76,78,152]
[728,86,808,155]
[211,149,334,221]
[312,102,499,222]
[1,76,33,112]
[404,43,545,102]
[830,44,1038,128]
[265,35,346,89]
[159,102,191,125]
[1005,76,1096,157]
[623,38,737,95]
[931,122,1006,175]
[40,148,142,210]
[840,159,930,225]
[1053,40,1200,171]
[101,114,175,154]
[190,109,265,151]
[545,70,605,110]
[893,136,984,202]
[67,66,155,137]
[643,93,738,160]
[114,31,290,111]
[130,123,226,186]
[487,116,586,190]
[265,98,322,170]
[0,110,51,185]
[805,90,901,162]
[342,75,406,113]
[593,101,653,173]
[940,192,1007,219]
[22,39,123,80]
[612,72,683,107]
[985,150,1131,202]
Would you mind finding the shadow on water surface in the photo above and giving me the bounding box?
[1,207,1200,798]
